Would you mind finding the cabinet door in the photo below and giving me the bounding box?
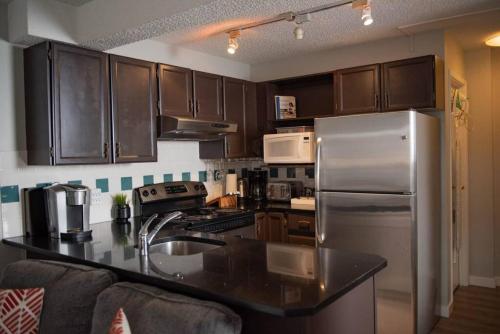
[51,43,110,164]
[193,71,223,121]
[334,64,380,115]
[255,213,268,241]
[382,56,435,111]
[158,64,193,118]
[267,212,287,243]
[245,82,262,157]
[110,55,157,163]
[223,77,246,158]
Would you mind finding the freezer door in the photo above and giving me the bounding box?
[315,111,416,193]
[316,191,415,334]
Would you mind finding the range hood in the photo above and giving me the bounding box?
[157,115,237,141]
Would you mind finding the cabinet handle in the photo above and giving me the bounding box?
[196,100,200,117]
[297,220,310,230]
[189,99,193,115]
[375,94,379,110]
[115,142,121,158]
[104,142,108,159]
[385,92,390,109]
[226,142,230,156]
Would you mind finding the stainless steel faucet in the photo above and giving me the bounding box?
[138,211,183,257]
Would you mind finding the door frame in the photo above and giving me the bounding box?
[449,72,469,288]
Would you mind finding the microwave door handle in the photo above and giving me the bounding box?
[315,137,323,246]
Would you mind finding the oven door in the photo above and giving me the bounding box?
[263,133,315,164]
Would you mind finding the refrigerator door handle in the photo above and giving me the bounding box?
[315,137,323,245]
[315,137,321,191]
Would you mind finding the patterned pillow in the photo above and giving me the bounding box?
[0,288,45,334]
[109,308,131,334]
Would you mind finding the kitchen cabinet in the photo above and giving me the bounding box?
[158,64,193,118]
[223,77,246,158]
[255,213,268,241]
[24,42,111,165]
[267,212,288,243]
[199,78,261,159]
[287,213,315,247]
[382,55,443,111]
[193,71,223,121]
[110,55,158,163]
[334,64,380,116]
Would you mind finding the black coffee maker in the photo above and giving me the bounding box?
[248,170,268,201]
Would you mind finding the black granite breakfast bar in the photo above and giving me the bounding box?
[3,219,386,333]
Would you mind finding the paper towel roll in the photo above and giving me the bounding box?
[225,173,238,195]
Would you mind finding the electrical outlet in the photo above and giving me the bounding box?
[91,188,103,205]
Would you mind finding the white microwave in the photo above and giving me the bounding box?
[263,132,315,164]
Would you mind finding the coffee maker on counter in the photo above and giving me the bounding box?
[248,170,268,201]
[23,183,92,241]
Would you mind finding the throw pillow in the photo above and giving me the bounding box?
[108,308,131,334]
[0,288,45,334]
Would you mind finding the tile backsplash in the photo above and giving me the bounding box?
[268,166,315,190]
[0,141,262,238]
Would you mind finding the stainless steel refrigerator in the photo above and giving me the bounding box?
[315,110,440,334]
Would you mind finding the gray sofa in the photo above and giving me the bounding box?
[0,260,242,334]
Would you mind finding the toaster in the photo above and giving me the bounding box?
[266,181,304,202]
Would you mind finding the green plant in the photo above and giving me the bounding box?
[113,193,129,206]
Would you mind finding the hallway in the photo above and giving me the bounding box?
[432,286,500,333]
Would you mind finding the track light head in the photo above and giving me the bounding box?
[361,5,373,26]
[227,31,240,54]
[293,25,304,40]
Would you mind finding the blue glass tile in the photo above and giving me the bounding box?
[163,174,173,182]
[305,167,315,179]
[36,182,52,188]
[68,180,82,185]
[182,172,191,181]
[242,168,248,178]
[96,178,109,193]
[270,168,279,178]
[198,171,207,182]
[1,185,19,203]
[287,168,296,178]
[228,168,236,174]
[121,177,133,191]
[143,175,154,185]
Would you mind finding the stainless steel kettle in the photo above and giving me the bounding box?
[237,178,248,198]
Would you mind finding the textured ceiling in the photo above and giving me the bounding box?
[141,0,500,64]
[0,0,92,5]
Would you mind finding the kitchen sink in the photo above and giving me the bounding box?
[149,236,225,256]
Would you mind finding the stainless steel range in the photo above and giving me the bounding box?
[134,181,255,238]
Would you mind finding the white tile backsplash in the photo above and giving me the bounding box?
[0,141,262,238]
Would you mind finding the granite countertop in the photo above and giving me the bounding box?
[3,219,386,317]
[236,199,316,215]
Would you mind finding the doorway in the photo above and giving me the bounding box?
[450,75,469,290]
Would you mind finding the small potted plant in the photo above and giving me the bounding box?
[113,193,131,223]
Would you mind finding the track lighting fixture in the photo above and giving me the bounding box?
[353,0,374,26]
[292,13,310,40]
[223,1,375,53]
[227,31,240,55]
[293,25,304,40]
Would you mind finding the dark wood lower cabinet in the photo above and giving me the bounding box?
[110,55,157,163]
[255,212,315,246]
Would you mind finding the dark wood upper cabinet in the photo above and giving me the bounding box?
[24,42,111,165]
[334,64,380,116]
[158,64,193,118]
[193,71,223,121]
[223,77,246,158]
[110,55,157,163]
[382,55,441,111]
[245,81,262,157]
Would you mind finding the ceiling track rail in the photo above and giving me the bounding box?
[225,0,356,34]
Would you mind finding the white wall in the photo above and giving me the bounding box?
[250,30,445,82]
[491,48,500,279]
[464,48,496,284]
